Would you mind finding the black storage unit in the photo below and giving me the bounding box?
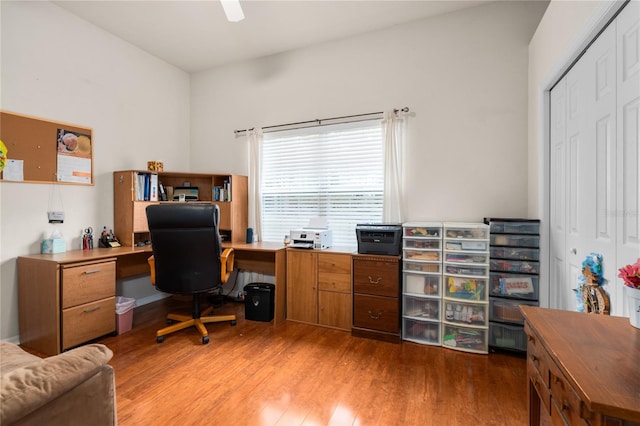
[243,283,275,322]
[484,218,540,354]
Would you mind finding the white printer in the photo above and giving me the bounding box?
[289,228,333,249]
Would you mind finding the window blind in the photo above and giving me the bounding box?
[261,120,383,247]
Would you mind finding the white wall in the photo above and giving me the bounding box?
[0,1,190,341]
[191,1,548,223]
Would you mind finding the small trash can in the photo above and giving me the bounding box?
[115,296,136,334]
[244,283,274,322]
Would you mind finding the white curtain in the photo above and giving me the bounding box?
[382,110,405,223]
[247,127,263,242]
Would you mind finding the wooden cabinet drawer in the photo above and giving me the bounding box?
[318,272,351,292]
[528,355,550,416]
[62,261,116,309]
[549,361,588,426]
[353,258,399,297]
[62,297,116,350]
[353,294,399,333]
[525,322,549,388]
[319,253,351,274]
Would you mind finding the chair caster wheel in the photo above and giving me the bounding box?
[230,320,237,326]
[156,336,165,343]
[202,336,209,344]
[166,319,174,325]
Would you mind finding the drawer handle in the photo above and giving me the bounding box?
[83,306,101,313]
[368,276,382,284]
[367,310,383,320]
[83,269,102,275]
[561,402,570,412]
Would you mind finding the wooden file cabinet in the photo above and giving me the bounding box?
[286,249,352,331]
[521,306,640,426]
[18,254,117,356]
[352,254,401,342]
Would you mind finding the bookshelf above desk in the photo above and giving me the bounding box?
[113,170,247,247]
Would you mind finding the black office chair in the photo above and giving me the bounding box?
[146,203,236,344]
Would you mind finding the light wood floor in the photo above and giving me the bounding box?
[96,297,528,426]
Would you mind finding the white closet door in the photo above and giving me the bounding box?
[564,54,590,312]
[617,0,640,316]
[583,17,617,308]
[549,80,567,309]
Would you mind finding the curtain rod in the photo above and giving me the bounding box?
[233,107,409,135]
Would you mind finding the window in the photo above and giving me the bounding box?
[261,120,383,247]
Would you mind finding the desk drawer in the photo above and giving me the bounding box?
[318,253,351,274]
[353,294,399,333]
[62,261,116,309]
[62,297,116,350]
[353,259,399,297]
[318,272,351,293]
[549,360,587,426]
[528,355,550,416]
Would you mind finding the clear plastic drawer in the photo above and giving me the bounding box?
[444,275,488,301]
[444,224,489,240]
[442,324,488,354]
[489,221,539,235]
[490,259,539,274]
[490,246,539,261]
[444,252,489,264]
[403,238,442,250]
[489,299,538,324]
[403,273,441,296]
[403,225,441,238]
[443,300,488,327]
[404,260,442,274]
[445,240,488,251]
[490,234,539,248]
[403,318,441,346]
[489,323,527,352]
[404,249,442,262]
[489,273,538,300]
[403,296,441,321]
[445,263,489,277]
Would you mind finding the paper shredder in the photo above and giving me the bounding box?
[244,283,275,322]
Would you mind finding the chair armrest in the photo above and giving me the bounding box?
[148,255,155,285]
[220,248,234,284]
[0,344,113,425]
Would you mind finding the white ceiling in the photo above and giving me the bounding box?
[53,0,493,73]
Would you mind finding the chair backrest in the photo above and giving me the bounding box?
[146,203,223,295]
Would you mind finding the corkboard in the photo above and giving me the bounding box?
[0,111,93,185]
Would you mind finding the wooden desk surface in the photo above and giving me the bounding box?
[17,246,152,264]
[521,306,640,422]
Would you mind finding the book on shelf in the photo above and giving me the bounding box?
[213,178,232,202]
[134,172,158,201]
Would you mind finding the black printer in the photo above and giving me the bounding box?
[355,223,402,255]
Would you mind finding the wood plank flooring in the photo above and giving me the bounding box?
[95,297,528,426]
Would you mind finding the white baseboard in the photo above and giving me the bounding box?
[135,292,172,307]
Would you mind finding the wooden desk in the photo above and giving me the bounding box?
[18,243,286,355]
[521,306,640,426]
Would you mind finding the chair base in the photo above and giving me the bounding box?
[156,305,236,344]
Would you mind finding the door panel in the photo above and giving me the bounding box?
[617,0,640,316]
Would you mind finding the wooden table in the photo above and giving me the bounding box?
[521,306,640,426]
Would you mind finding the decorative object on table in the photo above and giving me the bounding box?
[82,227,94,250]
[618,258,640,329]
[41,229,66,254]
[147,160,163,172]
[576,253,610,314]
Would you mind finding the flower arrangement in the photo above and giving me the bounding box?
[618,258,640,290]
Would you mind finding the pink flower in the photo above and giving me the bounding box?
[619,259,640,289]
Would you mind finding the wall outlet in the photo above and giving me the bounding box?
[48,211,65,223]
